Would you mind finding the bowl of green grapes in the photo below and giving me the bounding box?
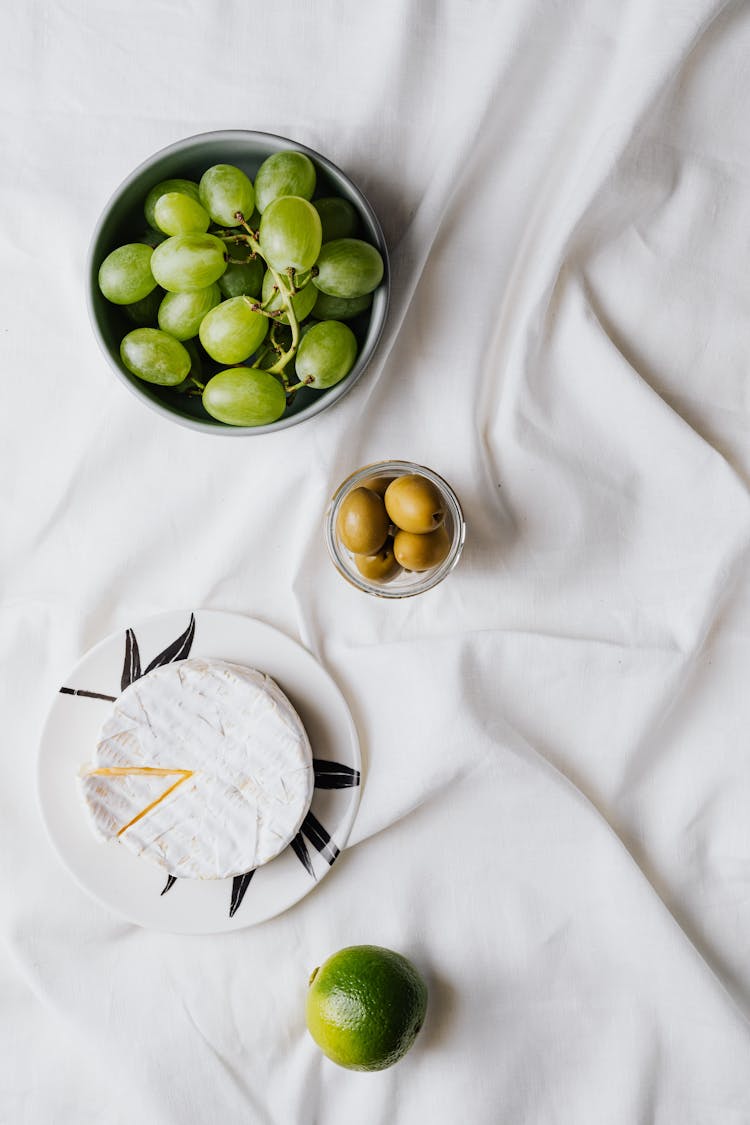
[87,130,389,434]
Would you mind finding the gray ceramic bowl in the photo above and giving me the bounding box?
[87,130,389,435]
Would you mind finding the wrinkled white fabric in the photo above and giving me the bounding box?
[2,1,750,1121]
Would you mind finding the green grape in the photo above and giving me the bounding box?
[313,239,384,298]
[150,234,227,293]
[144,179,201,229]
[254,151,316,213]
[313,197,358,242]
[261,270,318,325]
[295,320,357,389]
[137,228,168,249]
[218,240,264,298]
[120,328,191,386]
[183,337,203,379]
[124,286,165,326]
[199,296,268,364]
[199,164,255,227]
[171,338,203,393]
[311,289,372,321]
[259,196,322,273]
[203,368,287,426]
[98,244,156,305]
[154,192,210,236]
[157,283,221,340]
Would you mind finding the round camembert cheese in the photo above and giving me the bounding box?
[79,658,314,879]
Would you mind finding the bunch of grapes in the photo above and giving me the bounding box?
[97,152,385,427]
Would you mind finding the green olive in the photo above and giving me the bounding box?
[384,474,445,534]
[354,540,401,583]
[361,475,393,496]
[336,487,389,555]
[393,524,451,572]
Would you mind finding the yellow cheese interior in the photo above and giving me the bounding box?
[85,766,194,837]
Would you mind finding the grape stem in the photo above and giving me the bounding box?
[234,212,300,380]
[267,298,300,378]
[260,288,279,311]
[251,344,276,371]
[216,232,256,256]
[243,299,283,323]
[286,377,315,392]
[269,322,284,355]
[286,267,301,295]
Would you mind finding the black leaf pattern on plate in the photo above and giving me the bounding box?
[301,811,340,866]
[61,614,197,702]
[313,759,361,789]
[59,687,116,701]
[143,613,196,675]
[63,612,356,921]
[291,832,315,878]
[230,870,255,917]
[121,628,142,691]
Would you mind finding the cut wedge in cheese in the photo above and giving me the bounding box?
[78,658,314,879]
[84,768,195,837]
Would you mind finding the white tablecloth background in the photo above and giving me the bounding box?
[3,1,750,1121]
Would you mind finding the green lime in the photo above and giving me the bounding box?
[305,945,428,1071]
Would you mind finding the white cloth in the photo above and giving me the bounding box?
[2,1,750,1121]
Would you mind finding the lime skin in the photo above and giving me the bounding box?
[306,945,428,1072]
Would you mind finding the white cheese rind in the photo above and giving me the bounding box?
[78,658,314,879]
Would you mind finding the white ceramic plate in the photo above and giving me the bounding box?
[37,610,361,934]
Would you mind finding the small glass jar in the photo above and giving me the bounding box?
[325,460,466,598]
